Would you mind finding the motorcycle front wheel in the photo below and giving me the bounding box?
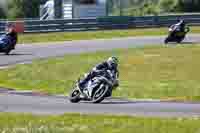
[164,36,171,44]
[69,88,81,103]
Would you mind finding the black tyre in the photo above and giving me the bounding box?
[164,37,169,44]
[4,49,11,55]
[69,89,81,103]
[177,40,182,43]
[92,84,109,103]
[177,37,184,44]
[104,87,112,98]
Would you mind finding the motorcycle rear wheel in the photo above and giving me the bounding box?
[5,49,11,55]
[176,37,184,43]
[92,84,109,103]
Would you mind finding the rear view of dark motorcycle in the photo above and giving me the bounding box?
[69,70,119,103]
[164,22,190,44]
[0,23,18,55]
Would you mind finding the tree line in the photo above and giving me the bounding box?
[0,0,40,19]
[108,0,200,16]
[0,0,200,19]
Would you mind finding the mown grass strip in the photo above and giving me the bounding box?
[0,113,200,133]
[1,45,200,101]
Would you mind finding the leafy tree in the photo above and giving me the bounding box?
[7,0,40,19]
[142,2,159,15]
[4,0,200,19]
[0,7,6,19]
[176,0,200,12]
[158,0,179,13]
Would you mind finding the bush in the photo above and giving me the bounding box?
[0,7,6,19]
[158,0,179,13]
[7,0,40,19]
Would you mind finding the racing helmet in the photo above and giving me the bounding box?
[179,19,186,25]
[107,56,119,68]
[5,23,16,34]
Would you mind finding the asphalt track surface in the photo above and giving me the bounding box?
[1,35,200,117]
[1,34,200,67]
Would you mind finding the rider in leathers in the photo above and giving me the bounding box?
[0,24,18,50]
[170,19,186,35]
[78,57,119,95]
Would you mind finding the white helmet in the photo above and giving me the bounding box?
[107,56,118,68]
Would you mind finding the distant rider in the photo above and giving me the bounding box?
[78,56,119,93]
[0,24,18,50]
[170,19,186,33]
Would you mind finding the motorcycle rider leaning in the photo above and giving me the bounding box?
[0,23,18,50]
[170,19,186,33]
[78,56,119,93]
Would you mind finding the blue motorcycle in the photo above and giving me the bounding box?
[69,70,118,103]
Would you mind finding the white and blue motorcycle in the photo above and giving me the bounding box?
[69,70,118,103]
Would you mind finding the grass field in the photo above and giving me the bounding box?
[0,113,200,133]
[1,45,200,101]
[18,26,200,44]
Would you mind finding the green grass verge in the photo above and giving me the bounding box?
[0,113,200,133]
[18,26,200,44]
[1,45,200,101]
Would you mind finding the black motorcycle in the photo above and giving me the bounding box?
[69,70,118,103]
[164,25,190,44]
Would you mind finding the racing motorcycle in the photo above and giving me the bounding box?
[69,70,118,103]
[164,25,190,44]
